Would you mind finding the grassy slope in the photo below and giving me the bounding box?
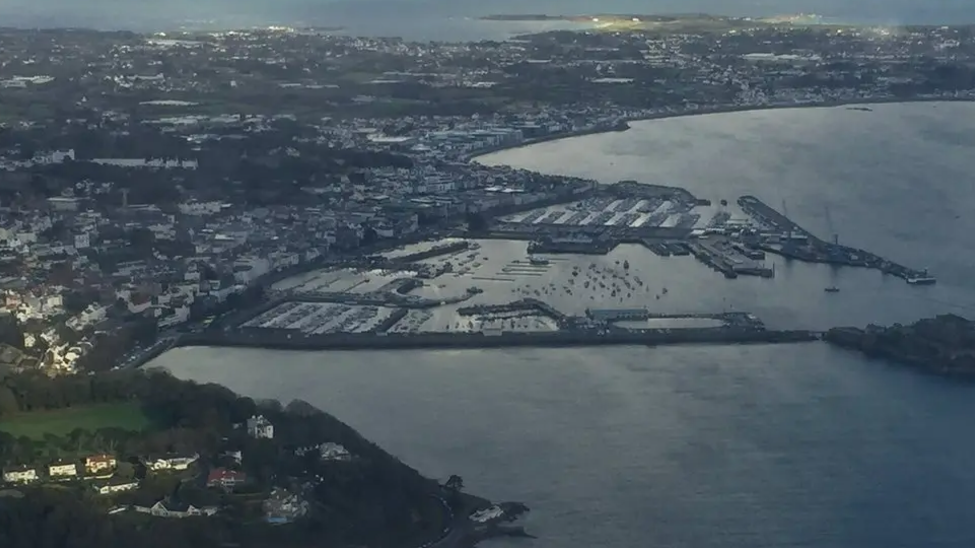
[0,402,152,438]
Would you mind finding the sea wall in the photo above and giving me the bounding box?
[178,327,821,352]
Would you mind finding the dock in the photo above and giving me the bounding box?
[738,195,934,284]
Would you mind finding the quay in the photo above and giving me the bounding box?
[176,327,822,352]
[457,298,568,324]
[737,195,935,284]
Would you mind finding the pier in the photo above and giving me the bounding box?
[738,195,934,284]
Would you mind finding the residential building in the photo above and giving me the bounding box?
[206,468,247,489]
[144,453,199,472]
[319,442,353,461]
[246,415,274,439]
[48,462,78,478]
[297,442,352,462]
[133,500,219,518]
[85,454,117,475]
[92,478,140,495]
[263,488,308,525]
[3,466,38,484]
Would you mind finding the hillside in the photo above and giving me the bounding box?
[0,368,485,548]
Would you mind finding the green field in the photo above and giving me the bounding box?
[0,402,152,439]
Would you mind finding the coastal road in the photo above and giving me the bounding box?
[117,335,178,369]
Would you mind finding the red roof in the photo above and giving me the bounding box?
[207,468,246,485]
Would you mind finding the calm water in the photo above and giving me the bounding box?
[6,0,975,38]
[151,102,975,547]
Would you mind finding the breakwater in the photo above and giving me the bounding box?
[738,195,933,283]
[176,327,821,352]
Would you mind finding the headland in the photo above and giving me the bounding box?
[825,315,975,378]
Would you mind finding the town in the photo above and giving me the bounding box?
[1,21,973,374]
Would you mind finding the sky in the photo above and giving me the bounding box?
[1,0,974,36]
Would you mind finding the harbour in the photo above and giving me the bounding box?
[154,101,975,548]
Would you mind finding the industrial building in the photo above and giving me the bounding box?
[585,308,650,323]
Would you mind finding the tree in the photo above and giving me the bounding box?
[444,474,464,492]
[0,384,19,416]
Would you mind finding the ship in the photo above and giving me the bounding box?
[529,256,549,266]
[824,286,840,293]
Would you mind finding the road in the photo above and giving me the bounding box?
[418,495,471,548]
[117,335,178,369]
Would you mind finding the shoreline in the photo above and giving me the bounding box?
[471,95,975,164]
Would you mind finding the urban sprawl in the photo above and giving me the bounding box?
[0,19,971,375]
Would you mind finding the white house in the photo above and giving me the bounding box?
[48,462,78,478]
[145,453,199,471]
[134,501,219,518]
[3,466,38,484]
[92,479,140,495]
[247,415,274,439]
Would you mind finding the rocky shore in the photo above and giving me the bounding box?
[825,314,975,377]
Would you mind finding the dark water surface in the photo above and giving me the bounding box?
[153,102,975,547]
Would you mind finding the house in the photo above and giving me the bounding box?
[133,500,219,518]
[92,478,140,495]
[144,453,199,472]
[3,466,38,484]
[85,454,117,475]
[246,415,274,439]
[48,462,78,479]
[206,468,247,489]
[296,442,352,462]
[318,442,353,461]
[263,488,308,525]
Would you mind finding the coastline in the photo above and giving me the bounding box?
[470,95,975,164]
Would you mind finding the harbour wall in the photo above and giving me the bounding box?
[176,327,821,352]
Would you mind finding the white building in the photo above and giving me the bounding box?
[145,453,199,471]
[134,501,219,518]
[247,415,274,439]
[49,462,78,478]
[92,479,140,495]
[178,200,224,216]
[318,442,352,461]
[74,233,90,249]
[3,467,38,484]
